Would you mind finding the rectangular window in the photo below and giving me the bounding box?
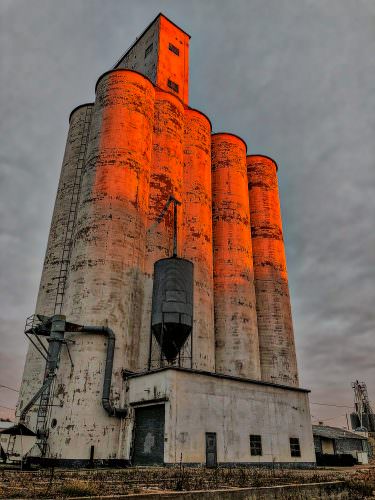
[290,437,301,457]
[167,79,179,93]
[169,43,180,56]
[145,43,153,58]
[250,435,262,456]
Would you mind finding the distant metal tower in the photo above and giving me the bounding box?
[351,380,375,432]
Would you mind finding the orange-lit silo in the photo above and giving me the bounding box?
[46,70,155,460]
[138,89,185,370]
[17,104,93,431]
[182,108,215,371]
[246,155,299,387]
[211,134,260,379]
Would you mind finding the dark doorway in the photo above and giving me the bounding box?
[132,404,165,465]
[205,432,217,467]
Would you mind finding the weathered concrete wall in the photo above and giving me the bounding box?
[115,18,159,84]
[335,437,364,454]
[247,155,298,387]
[44,70,155,460]
[211,134,260,380]
[182,109,215,371]
[127,369,315,465]
[16,104,93,430]
[139,89,185,370]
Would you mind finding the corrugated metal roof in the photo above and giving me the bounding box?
[0,421,14,430]
[0,423,36,436]
[313,424,367,440]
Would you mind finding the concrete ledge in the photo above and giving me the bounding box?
[163,462,316,469]
[64,481,348,499]
[26,458,131,468]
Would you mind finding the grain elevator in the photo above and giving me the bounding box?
[15,14,315,467]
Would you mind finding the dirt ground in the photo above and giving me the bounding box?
[0,464,375,499]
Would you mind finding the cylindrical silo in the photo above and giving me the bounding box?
[247,155,299,387]
[182,108,215,371]
[211,134,260,379]
[16,104,93,431]
[45,70,155,461]
[138,89,185,370]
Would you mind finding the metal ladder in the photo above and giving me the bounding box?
[54,106,93,314]
[6,434,17,458]
[35,106,93,454]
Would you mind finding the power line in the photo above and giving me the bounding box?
[311,402,352,408]
[313,414,348,422]
[0,384,19,393]
[324,415,347,421]
[0,404,15,411]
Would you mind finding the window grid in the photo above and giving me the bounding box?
[290,437,301,457]
[250,435,262,456]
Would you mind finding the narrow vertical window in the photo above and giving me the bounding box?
[290,437,301,457]
[250,435,262,456]
[169,43,180,56]
[167,79,179,93]
[145,43,153,58]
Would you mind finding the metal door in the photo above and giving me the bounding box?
[205,432,217,467]
[132,404,165,465]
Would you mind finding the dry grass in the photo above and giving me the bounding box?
[0,464,374,498]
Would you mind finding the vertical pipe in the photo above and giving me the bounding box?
[211,134,260,379]
[46,70,155,460]
[16,104,93,431]
[247,155,298,387]
[182,109,215,371]
[139,89,185,370]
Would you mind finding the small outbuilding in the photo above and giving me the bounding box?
[0,422,36,463]
[313,424,371,466]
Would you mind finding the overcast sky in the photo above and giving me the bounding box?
[1,0,374,426]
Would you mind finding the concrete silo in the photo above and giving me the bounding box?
[247,155,298,387]
[46,70,155,461]
[211,134,260,379]
[17,104,93,432]
[182,108,215,371]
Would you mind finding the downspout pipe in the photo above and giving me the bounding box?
[79,325,128,418]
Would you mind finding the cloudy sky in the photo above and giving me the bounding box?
[1,0,374,426]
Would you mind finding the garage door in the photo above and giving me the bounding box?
[132,404,165,465]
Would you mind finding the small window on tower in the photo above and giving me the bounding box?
[250,435,262,456]
[290,437,301,457]
[167,79,179,93]
[145,43,153,58]
[169,43,180,56]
